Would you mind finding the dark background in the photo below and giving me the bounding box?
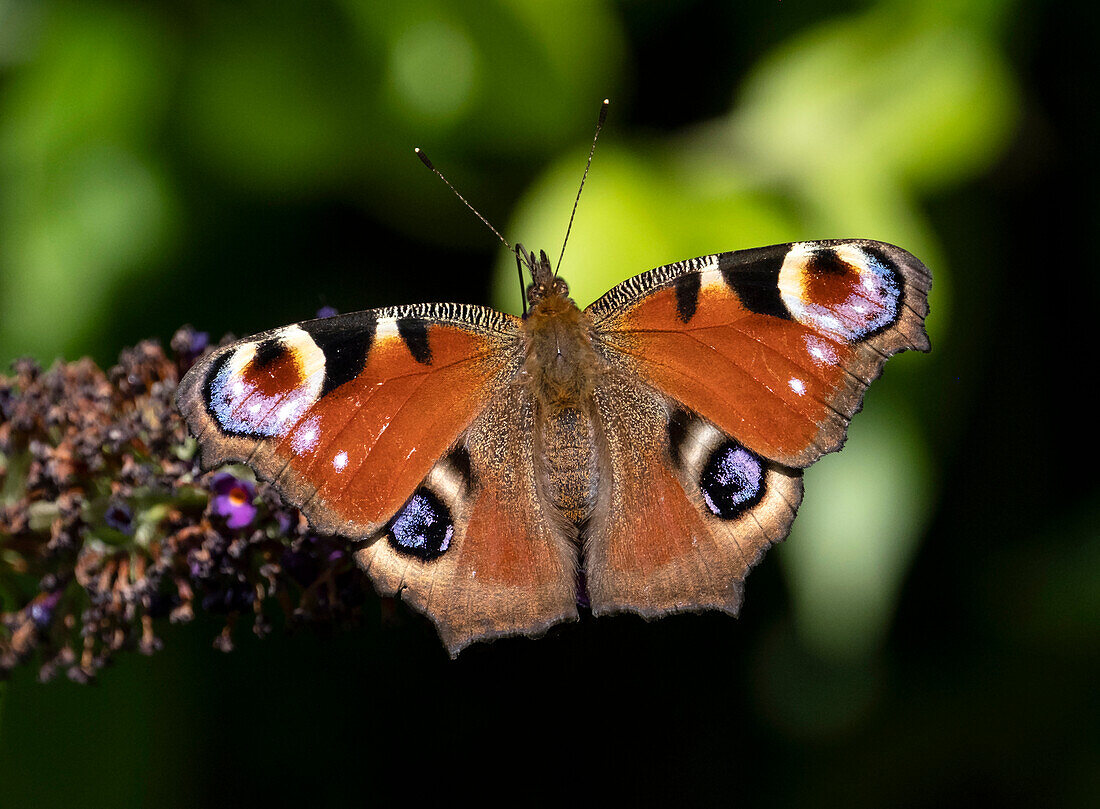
[1,1,1097,806]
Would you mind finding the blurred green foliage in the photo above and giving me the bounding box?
[1,0,1096,807]
[0,0,625,364]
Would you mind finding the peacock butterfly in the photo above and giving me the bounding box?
[176,117,931,656]
[177,236,930,655]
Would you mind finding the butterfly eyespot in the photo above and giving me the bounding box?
[387,488,454,561]
[699,441,765,520]
[203,326,325,439]
[252,338,288,368]
[780,244,902,341]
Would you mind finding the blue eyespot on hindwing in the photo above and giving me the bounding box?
[387,488,454,561]
[699,440,765,520]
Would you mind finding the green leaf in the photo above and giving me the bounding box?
[26,501,59,533]
[0,3,177,364]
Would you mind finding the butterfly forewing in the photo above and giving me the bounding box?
[177,304,522,538]
[585,239,932,467]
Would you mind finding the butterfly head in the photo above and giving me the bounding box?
[527,275,570,307]
[518,243,570,308]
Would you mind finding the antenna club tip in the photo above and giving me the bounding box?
[415,148,434,170]
[597,99,609,124]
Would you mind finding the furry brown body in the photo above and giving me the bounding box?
[522,274,603,529]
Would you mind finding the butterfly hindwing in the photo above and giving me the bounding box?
[357,381,578,656]
[586,240,932,467]
[585,372,804,617]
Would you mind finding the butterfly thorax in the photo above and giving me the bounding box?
[522,282,602,526]
[522,283,599,412]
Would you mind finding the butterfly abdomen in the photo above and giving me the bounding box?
[537,405,598,527]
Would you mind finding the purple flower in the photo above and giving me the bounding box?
[104,500,133,534]
[186,330,209,355]
[209,472,257,529]
[315,305,338,319]
[172,327,210,365]
[30,590,64,629]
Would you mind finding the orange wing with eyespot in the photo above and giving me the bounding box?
[586,240,931,468]
[178,304,520,538]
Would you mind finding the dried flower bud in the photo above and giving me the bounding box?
[0,328,372,682]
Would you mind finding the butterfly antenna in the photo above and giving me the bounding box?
[415,147,512,252]
[515,245,533,317]
[416,147,532,315]
[555,98,609,277]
